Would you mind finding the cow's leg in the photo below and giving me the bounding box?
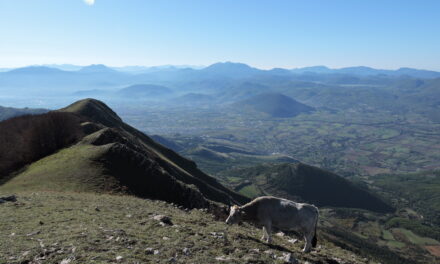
[264,221,272,243]
[302,230,313,253]
[261,226,268,241]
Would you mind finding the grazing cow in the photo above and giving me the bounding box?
[225,196,319,252]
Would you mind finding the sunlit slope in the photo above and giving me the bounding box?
[0,99,248,208]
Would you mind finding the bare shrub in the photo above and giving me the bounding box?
[0,112,84,178]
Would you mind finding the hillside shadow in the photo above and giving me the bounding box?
[237,233,294,253]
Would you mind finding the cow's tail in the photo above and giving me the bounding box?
[311,209,319,248]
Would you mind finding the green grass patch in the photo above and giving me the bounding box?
[0,144,118,194]
[387,240,406,249]
[396,228,440,246]
[238,184,262,198]
[383,230,395,240]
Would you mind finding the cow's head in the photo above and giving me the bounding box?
[225,205,242,225]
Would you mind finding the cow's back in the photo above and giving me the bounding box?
[256,197,318,231]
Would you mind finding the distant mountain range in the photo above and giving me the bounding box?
[1,62,439,115]
[1,62,439,78]
[0,105,48,121]
[290,65,440,79]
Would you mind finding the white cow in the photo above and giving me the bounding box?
[226,196,319,252]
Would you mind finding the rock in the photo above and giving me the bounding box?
[26,231,40,236]
[145,248,154,255]
[276,231,285,237]
[210,232,224,239]
[153,215,173,226]
[154,250,160,255]
[168,257,177,263]
[215,255,231,261]
[60,257,74,264]
[116,255,123,261]
[278,253,298,264]
[0,195,17,204]
[182,247,190,256]
[288,238,298,244]
[249,248,260,254]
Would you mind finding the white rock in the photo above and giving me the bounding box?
[264,249,273,255]
[276,231,285,237]
[182,247,190,256]
[60,258,72,264]
[249,248,260,253]
[288,238,298,244]
[215,255,231,261]
[116,255,123,261]
[278,253,298,264]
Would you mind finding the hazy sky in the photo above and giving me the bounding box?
[1,0,439,70]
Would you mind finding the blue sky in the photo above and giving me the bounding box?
[0,0,439,70]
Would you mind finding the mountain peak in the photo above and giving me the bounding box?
[60,98,122,127]
[203,62,260,75]
[79,64,117,73]
[206,61,252,68]
[239,93,315,118]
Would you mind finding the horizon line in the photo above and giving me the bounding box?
[1,62,439,72]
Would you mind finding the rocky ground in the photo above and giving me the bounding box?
[0,192,376,264]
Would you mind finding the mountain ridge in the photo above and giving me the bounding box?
[0,99,249,210]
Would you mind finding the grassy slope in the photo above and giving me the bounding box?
[0,144,121,194]
[0,98,249,209]
[0,192,374,264]
[59,99,248,206]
